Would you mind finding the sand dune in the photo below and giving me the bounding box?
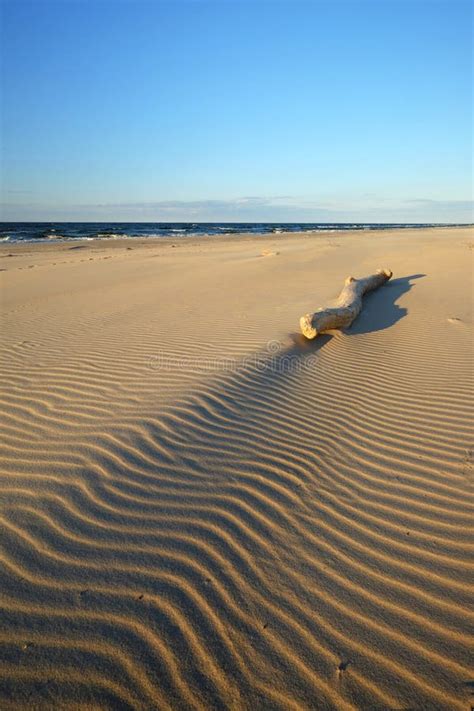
[0,227,472,710]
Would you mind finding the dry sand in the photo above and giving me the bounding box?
[0,226,472,710]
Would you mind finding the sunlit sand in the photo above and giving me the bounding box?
[0,226,472,709]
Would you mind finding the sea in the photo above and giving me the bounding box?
[0,222,464,244]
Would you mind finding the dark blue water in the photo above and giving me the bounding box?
[0,222,464,243]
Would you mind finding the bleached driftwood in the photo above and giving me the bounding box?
[300,268,393,339]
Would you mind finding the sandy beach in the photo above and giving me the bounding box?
[0,226,472,710]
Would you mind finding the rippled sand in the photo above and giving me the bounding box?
[0,227,472,710]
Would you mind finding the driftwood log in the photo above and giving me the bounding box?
[300,268,393,339]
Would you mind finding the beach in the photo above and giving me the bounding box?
[0,226,472,709]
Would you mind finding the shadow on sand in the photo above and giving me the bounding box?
[282,273,426,360]
[348,273,425,336]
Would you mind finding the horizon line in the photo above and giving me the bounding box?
[1,220,473,225]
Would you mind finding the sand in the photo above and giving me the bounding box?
[0,226,472,710]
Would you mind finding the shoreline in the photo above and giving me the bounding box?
[0,223,471,256]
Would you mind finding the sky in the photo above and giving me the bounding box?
[0,0,472,223]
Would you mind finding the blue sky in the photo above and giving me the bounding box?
[0,0,472,222]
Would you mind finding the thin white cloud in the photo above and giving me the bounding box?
[405,199,474,210]
[1,195,472,222]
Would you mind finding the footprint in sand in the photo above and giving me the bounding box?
[260,250,279,257]
[447,317,463,324]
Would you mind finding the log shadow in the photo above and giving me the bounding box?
[276,273,426,364]
[347,273,425,336]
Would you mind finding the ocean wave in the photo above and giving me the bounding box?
[0,222,466,243]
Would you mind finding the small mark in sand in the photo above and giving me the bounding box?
[262,623,268,629]
[447,317,463,324]
[337,660,350,673]
[261,250,279,257]
[126,247,133,250]
[137,594,144,600]
[204,577,211,584]
[79,589,89,597]
[22,642,34,651]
